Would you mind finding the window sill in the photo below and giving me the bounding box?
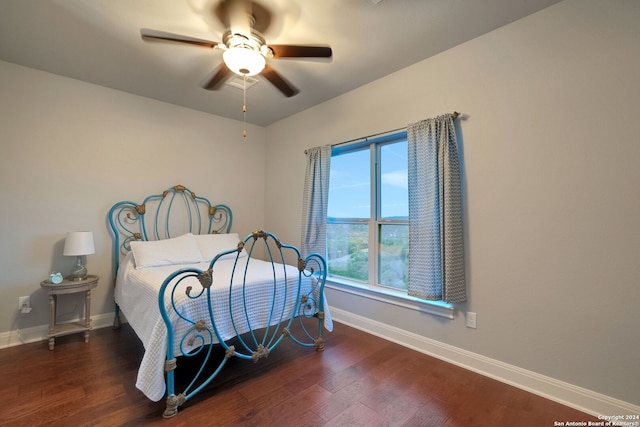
[325,277,455,319]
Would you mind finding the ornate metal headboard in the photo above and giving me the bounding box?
[108,184,232,276]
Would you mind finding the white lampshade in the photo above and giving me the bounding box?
[223,47,266,76]
[63,231,95,256]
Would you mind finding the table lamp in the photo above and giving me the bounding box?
[63,231,95,281]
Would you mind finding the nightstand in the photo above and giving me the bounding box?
[40,275,99,350]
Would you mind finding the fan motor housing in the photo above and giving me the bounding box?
[222,30,273,58]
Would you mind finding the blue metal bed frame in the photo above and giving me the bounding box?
[108,185,327,418]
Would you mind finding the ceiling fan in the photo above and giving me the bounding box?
[140,0,332,97]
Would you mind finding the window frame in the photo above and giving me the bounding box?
[327,132,454,318]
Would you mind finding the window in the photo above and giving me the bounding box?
[311,116,463,315]
[327,132,409,292]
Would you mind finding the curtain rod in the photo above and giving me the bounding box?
[305,111,460,154]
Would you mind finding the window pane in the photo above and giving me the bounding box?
[380,141,408,218]
[327,223,369,282]
[378,224,408,290]
[328,149,370,219]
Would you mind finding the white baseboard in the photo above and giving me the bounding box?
[0,312,116,349]
[330,307,640,418]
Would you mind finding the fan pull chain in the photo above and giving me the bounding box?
[242,75,247,138]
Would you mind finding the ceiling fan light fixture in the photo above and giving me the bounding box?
[223,47,266,76]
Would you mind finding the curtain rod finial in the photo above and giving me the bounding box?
[453,111,460,119]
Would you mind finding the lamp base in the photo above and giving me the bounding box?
[69,256,88,281]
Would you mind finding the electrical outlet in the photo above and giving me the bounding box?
[19,296,30,310]
[466,311,477,329]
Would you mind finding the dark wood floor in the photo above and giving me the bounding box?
[0,321,597,426]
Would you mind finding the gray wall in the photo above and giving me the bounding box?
[0,61,266,336]
[264,0,640,406]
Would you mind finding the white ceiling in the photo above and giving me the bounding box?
[0,0,562,126]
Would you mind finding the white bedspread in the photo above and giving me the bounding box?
[115,253,333,402]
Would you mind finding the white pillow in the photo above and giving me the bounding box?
[194,233,248,261]
[130,233,203,268]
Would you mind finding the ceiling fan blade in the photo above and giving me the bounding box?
[261,64,299,97]
[140,28,219,49]
[202,63,233,90]
[268,45,332,59]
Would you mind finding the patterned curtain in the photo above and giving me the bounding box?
[407,114,466,303]
[301,145,331,257]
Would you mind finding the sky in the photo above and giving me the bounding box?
[328,140,408,219]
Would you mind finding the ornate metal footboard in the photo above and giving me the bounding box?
[159,230,327,418]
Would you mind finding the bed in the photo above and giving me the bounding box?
[108,184,331,418]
